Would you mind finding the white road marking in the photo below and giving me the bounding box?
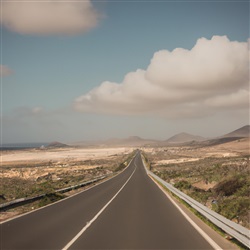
[0,152,137,225]
[149,176,222,250]
[62,165,137,250]
[141,153,222,250]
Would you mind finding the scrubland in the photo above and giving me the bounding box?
[142,138,250,229]
[0,147,134,221]
[1,138,249,229]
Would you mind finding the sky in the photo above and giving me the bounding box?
[0,0,249,143]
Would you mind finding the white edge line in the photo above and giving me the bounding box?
[140,153,222,250]
[0,176,110,224]
[62,165,137,250]
[148,175,223,250]
[0,151,137,225]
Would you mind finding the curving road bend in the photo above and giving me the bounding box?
[1,151,215,249]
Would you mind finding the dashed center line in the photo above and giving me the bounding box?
[62,165,137,250]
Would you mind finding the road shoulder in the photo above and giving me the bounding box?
[149,176,240,250]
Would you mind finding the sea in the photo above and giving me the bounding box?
[0,142,49,150]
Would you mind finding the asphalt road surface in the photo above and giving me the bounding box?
[1,151,215,249]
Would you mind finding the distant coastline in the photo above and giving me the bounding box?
[0,143,49,150]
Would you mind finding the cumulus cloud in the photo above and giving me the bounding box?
[146,37,249,91]
[1,0,101,35]
[0,65,13,77]
[74,36,249,118]
[205,89,249,109]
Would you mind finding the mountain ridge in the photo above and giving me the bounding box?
[70,125,249,147]
[166,132,206,144]
[221,125,250,138]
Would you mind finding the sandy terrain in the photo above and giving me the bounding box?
[1,147,133,165]
[0,146,135,221]
[142,137,249,166]
[155,158,200,165]
[211,138,249,154]
[0,147,133,180]
[192,181,217,191]
[142,138,250,229]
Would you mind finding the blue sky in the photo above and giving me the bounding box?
[1,0,249,143]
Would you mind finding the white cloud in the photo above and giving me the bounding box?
[0,65,13,77]
[1,0,101,35]
[146,36,249,92]
[74,36,249,118]
[205,89,249,109]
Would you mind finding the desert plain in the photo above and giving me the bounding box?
[0,146,134,221]
[0,138,249,230]
[142,137,249,229]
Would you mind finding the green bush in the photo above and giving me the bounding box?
[235,184,250,197]
[38,193,66,207]
[114,150,137,172]
[188,190,211,205]
[114,162,126,172]
[174,180,191,191]
[215,197,250,221]
[213,176,246,196]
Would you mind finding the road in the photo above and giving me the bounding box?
[1,151,215,249]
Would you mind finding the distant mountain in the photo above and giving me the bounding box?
[222,125,250,138]
[71,125,250,148]
[103,136,157,146]
[71,136,158,147]
[46,141,69,148]
[166,132,205,144]
[193,125,250,147]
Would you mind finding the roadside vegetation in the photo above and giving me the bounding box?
[143,149,250,229]
[114,150,137,172]
[0,151,135,206]
[0,166,110,204]
[0,151,139,221]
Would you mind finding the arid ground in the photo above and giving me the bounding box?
[0,147,134,221]
[1,139,249,230]
[142,138,250,229]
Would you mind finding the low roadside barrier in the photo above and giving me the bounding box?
[142,156,250,248]
[0,152,137,213]
[0,174,110,212]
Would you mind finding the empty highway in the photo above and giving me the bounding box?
[1,151,217,249]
